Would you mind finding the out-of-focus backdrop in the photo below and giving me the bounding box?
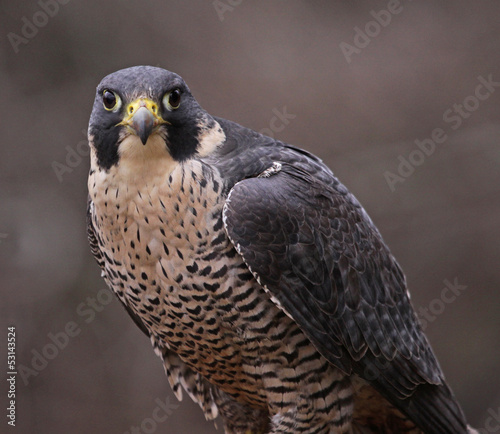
[1,1,499,433]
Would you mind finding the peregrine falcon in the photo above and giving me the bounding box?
[87,66,474,433]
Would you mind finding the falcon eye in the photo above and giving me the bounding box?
[102,90,120,111]
[163,89,181,110]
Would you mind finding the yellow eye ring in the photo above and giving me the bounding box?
[163,89,181,111]
[102,90,121,111]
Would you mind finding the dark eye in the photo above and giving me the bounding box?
[163,89,181,110]
[102,90,120,111]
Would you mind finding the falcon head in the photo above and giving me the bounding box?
[88,66,225,171]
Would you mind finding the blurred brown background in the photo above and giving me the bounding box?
[1,1,499,433]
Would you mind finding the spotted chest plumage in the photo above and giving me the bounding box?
[89,159,244,368]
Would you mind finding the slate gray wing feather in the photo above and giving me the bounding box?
[223,162,468,434]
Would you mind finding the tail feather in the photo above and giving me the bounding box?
[395,382,468,434]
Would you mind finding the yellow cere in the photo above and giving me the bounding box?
[118,98,169,126]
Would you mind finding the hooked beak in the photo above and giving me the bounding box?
[132,107,155,145]
[118,98,168,145]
